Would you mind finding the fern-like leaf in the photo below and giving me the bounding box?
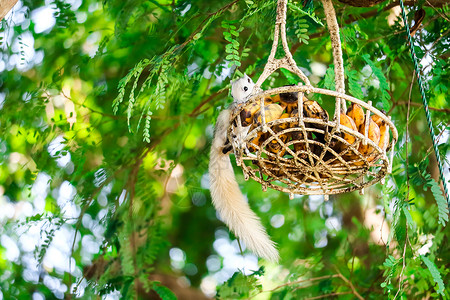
[222,21,242,69]
[421,255,445,296]
[362,54,391,112]
[287,2,324,26]
[323,65,335,91]
[217,268,263,299]
[427,178,449,226]
[381,255,400,290]
[153,285,177,300]
[402,206,415,229]
[294,17,310,45]
[143,109,152,143]
[346,68,363,99]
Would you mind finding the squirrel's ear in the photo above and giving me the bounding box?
[244,73,253,84]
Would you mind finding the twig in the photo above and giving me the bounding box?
[61,90,123,120]
[248,271,364,300]
[69,127,167,296]
[426,0,450,22]
[393,70,415,299]
[422,121,450,162]
[364,29,405,43]
[68,172,117,295]
[166,0,241,60]
[305,292,353,300]
[378,216,387,246]
[419,27,450,64]
[391,101,450,114]
[269,274,340,292]
[336,271,364,300]
[291,1,435,54]
[246,274,340,299]
[188,88,228,117]
[72,72,218,293]
[126,157,144,300]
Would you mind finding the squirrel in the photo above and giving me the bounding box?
[209,74,279,262]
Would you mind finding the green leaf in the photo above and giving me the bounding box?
[323,66,336,90]
[362,54,391,111]
[402,206,415,229]
[217,268,263,298]
[346,68,363,99]
[421,255,445,296]
[427,178,449,226]
[230,30,239,37]
[153,285,177,300]
[280,68,298,85]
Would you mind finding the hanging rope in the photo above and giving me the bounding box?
[229,0,398,196]
[398,0,450,207]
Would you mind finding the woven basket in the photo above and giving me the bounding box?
[228,0,398,199]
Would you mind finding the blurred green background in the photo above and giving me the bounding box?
[0,0,449,299]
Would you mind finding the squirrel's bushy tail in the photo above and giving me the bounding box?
[209,111,279,262]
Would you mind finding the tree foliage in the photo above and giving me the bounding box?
[0,0,449,299]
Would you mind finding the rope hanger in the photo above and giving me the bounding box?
[228,0,398,197]
[398,0,450,207]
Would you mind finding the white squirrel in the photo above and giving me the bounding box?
[209,74,279,262]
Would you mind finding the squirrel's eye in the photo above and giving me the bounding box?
[243,86,248,92]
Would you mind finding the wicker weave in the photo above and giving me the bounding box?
[228,0,398,198]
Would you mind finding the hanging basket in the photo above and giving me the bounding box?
[227,0,398,198]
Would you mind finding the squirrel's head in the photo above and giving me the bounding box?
[231,74,255,103]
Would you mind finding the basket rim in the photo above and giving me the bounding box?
[230,85,398,145]
[227,85,395,195]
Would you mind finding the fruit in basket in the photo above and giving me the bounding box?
[303,100,330,143]
[336,112,357,152]
[366,114,389,162]
[247,103,285,152]
[370,114,389,151]
[273,90,299,113]
[346,103,365,129]
[267,113,291,157]
[358,117,381,156]
[239,97,273,127]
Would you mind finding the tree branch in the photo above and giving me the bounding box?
[248,271,364,300]
[336,272,365,300]
[394,101,450,113]
[305,292,353,300]
[292,0,448,54]
[338,0,448,8]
